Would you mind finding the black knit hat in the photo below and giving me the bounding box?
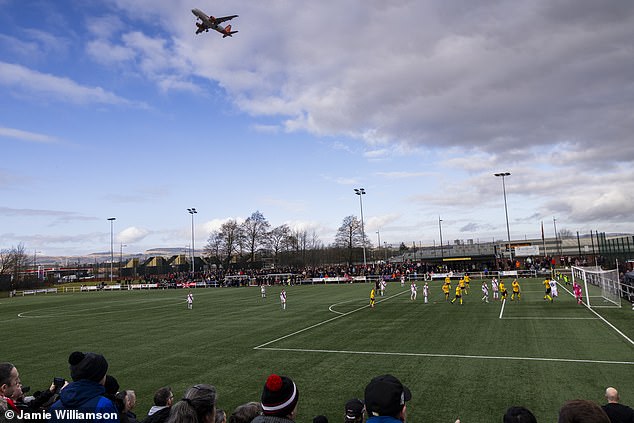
[364,374,411,417]
[260,374,299,417]
[68,351,108,383]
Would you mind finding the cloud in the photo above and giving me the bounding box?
[118,226,151,244]
[0,62,141,106]
[0,126,59,144]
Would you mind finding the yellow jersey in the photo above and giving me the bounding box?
[512,280,520,292]
[455,285,462,296]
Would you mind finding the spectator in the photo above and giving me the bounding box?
[559,399,610,423]
[252,374,299,423]
[344,399,364,423]
[228,402,262,423]
[142,387,174,423]
[363,375,410,423]
[503,406,537,423]
[104,376,120,403]
[602,387,634,423]
[1,362,22,417]
[166,384,217,423]
[48,351,118,423]
[214,409,226,423]
[115,390,139,423]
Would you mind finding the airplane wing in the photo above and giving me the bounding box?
[214,15,238,24]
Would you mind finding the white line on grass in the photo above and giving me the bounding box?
[502,317,596,320]
[254,290,409,350]
[498,298,506,319]
[255,346,634,366]
[558,282,634,347]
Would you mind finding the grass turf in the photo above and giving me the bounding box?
[2,278,633,422]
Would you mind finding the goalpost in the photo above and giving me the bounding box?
[571,266,621,308]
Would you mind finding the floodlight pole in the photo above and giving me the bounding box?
[494,172,512,261]
[438,216,444,259]
[354,188,367,269]
[107,217,116,284]
[376,230,381,263]
[187,208,197,275]
[553,217,559,256]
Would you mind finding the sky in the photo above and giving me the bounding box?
[1,0,633,257]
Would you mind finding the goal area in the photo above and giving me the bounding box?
[571,266,621,308]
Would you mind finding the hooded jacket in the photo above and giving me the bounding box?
[48,379,119,423]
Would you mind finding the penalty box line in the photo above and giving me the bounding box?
[558,282,634,347]
[253,290,409,350]
[254,346,634,366]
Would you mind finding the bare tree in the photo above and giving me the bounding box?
[335,215,363,265]
[241,211,271,266]
[558,228,574,239]
[204,220,243,269]
[267,224,291,265]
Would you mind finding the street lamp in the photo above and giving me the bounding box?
[494,172,512,260]
[354,188,367,268]
[438,216,444,259]
[187,208,197,275]
[107,217,116,284]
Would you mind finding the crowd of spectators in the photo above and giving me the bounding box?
[3,355,633,423]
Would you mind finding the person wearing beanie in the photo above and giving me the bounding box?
[252,374,299,423]
[48,351,119,423]
[344,399,365,423]
[364,375,411,423]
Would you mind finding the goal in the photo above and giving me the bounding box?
[571,266,621,308]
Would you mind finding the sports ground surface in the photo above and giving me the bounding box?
[3,278,633,422]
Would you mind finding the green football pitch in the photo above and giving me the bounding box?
[2,278,633,422]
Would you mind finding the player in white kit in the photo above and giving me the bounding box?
[491,278,499,301]
[481,281,489,303]
[549,279,558,298]
[410,282,417,300]
[380,280,386,297]
[423,282,429,304]
[187,291,194,309]
[280,288,287,310]
[261,284,266,298]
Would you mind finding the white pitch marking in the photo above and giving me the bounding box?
[558,282,634,347]
[254,290,408,350]
[255,346,634,366]
[498,298,506,319]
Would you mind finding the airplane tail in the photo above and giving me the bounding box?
[222,25,238,37]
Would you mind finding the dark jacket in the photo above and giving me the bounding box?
[48,380,119,423]
[602,403,634,423]
[141,407,170,423]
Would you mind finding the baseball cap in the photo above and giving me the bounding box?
[364,374,411,417]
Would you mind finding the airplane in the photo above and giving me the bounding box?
[191,8,238,38]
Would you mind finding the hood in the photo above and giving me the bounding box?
[58,380,106,409]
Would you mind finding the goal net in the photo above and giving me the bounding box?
[571,266,621,308]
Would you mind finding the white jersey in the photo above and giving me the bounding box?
[187,293,193,304]
[423,284,429,296]
[482,283,489,295]
[410,283,417,293]
[549,280,558,297]
[491,279,499,292]
[261,285,266,297]
[280,290,286,303]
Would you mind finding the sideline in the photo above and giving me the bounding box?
[254,346,634,366]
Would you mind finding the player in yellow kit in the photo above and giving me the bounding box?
[499,280,508,301]
[464,273,471,293]
[511,279,521,301]
[543,278,553,302]
[458,278,467,295]
[451,283,463,305]
[442,280,451,301]
[370,288,376,308]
